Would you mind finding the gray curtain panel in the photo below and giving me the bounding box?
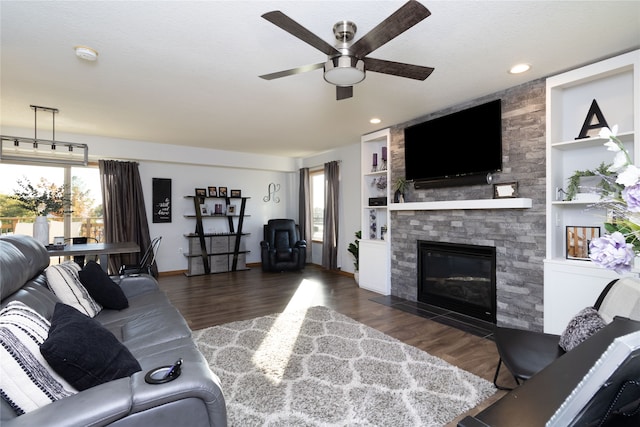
[299,167,312,263]
[99,160,154,276]
[322,161,339,270]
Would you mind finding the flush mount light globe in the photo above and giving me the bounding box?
[324,56,365,86]
[74,46,98,61]
[509,63,531,74]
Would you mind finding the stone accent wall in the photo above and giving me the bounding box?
[389,79,547,331]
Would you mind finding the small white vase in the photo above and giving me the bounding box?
[354,271,359,285]
[33,216,50,245]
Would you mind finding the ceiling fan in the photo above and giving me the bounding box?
[259,0,435,101]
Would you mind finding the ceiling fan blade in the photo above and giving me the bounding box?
[336,86,353,100]
[365,57,434,80]
[350,0,431,58]
[262,11,341,57]
[259,62,324,80]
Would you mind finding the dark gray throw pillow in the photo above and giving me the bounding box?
[78,260,129,310]
[559,306,607,352]
[40,303,141,391]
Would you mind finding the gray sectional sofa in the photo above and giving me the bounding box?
[0,234,227,427]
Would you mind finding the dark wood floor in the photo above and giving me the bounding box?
[158,264,514,426]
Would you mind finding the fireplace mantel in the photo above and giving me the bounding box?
[389,198,532,211]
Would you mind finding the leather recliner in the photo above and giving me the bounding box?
[260,219,307,272]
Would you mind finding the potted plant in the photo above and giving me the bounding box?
[565,162,617,201]
[11,178,68,245]
[394,178,408,203]
[348,231,361,283]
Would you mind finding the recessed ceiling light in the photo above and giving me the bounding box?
[370,118,381,124]
[74,45,98,61]
[509,63,531,74]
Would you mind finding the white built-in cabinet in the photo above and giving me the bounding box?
[359,128,391,295]
[544,49,640,333]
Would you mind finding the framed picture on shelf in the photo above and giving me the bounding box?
[218,187,228,197]
[566,226,600,260]
[230,189,241,198]
[200,204,209,215]
[195,188,207,197]
[227,204,237,215]
[208,186,217,197]
[493,182,518,199]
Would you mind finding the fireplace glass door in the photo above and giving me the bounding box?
[418,241,496,323]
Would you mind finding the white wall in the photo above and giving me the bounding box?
[137,161,296,271]
[3,126,361,273]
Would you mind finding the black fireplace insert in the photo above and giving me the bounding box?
[417,240,496,323]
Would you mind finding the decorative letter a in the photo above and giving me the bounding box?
[576,99,609,140]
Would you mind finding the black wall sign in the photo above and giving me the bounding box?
[152,178,172,223]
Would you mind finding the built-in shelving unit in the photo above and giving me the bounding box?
[183,195,250,276]
[360,128,391,295]
[543,49,640,333]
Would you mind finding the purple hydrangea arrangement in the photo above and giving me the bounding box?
[588,125,640,273]
[589,231,635,274]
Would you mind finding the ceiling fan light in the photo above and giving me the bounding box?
[324,56,365,86]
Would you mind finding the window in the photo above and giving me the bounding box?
[70,166,103,242]
[310,169,324,242]
[0,163,103,241]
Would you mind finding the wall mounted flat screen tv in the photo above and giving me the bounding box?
[404,99,502,188]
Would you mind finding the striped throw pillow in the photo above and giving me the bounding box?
[0,301,77,415]
[45,261,102,317]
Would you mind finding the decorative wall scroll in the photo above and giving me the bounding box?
[263,182,280,203]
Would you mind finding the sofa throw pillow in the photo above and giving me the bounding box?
[40,303,141,391]
[559,306,607,352]
[78,261,129,310]
[45,261,102,317]
[0,301,77,415]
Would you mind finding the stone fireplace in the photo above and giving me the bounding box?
[388,79,547,331]
[418,240,496,323]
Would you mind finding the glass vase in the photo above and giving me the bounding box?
[33,216,49,246]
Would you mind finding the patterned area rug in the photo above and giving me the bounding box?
[193,306,495,426]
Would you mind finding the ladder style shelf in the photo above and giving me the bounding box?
[183,195,250,276]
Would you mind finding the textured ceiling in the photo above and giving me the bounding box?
[1,1,639,158]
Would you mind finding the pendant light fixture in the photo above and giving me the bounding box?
[0,105,88,165]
